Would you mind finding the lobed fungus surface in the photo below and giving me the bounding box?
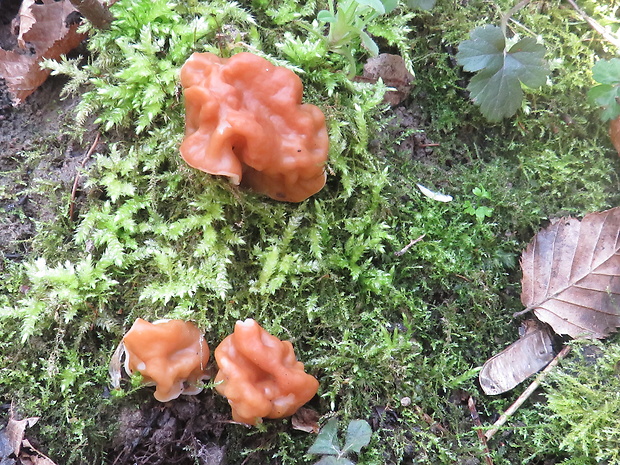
[180,52,329,202]
[214,318,319,425]
[122,318,210,402]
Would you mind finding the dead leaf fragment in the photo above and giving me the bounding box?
[361,53,414,106]
[0,0,86,104]
[479,321,555,395]
[291,407,320,433]
[520,207,620,339]
[6,417,39,457]
[5,417,57,465]
[108,340,125,390]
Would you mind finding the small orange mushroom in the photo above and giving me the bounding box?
[179,52,329,202]
[214,318,319,425]
[122,318,210,402]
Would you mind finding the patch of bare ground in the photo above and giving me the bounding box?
[109,395,228,465]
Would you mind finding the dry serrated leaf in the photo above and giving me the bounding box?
[520,207,620,339]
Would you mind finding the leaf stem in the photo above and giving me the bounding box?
[484,345,571,440]
[564,0,620,50]
[500,0,532,37]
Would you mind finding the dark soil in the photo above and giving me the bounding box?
[109,395,228,465]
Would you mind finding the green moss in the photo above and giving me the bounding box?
[1,0,620,463]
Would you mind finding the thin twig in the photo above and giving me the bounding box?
[501,0,532,37]
[468,397,494,465]
[512,305,534,318]
[565,0,620,50]
[414,405,449,435]
[395,234,425,256]
[485,345,571,440]
[68,133,100,221]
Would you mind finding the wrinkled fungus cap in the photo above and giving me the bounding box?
[214,318,319,425]
[122,318,210,402]
[180,52,329,202]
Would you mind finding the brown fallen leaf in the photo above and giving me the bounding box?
[6,416,39,457]
[479,320,555,395]
[520,207,620,339]
[6,416,58,465]
[359,53,414,106]
[0,0,86,104]
[291,407,320,433]
[481,207,620,396]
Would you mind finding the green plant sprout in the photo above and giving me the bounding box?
[308,418,372,465]
[317,0,398,76]
[456,0,550,122]
[463,186,494,223]
[588,58,620,121]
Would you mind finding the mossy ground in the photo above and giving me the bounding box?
[1,0,620,464]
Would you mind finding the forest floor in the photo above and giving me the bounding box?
[2,1,620,465]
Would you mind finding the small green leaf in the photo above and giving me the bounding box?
[354,0,386,14]
[359,30,379,56]
[592,58,620,85]
[466,69,523,122]
[456,25,548,121]
[382,0,399,14]
[317,10,337,23]
[588,84,620,121]
[456,25,505,73]
[316,457,355,465]
[588,59,620,121]
[341,420,372,454]
[308,418,341,456]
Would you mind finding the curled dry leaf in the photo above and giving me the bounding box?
[0,0,86,104]
[5,416,58,465]
[108,340,125,390]
[479,320,555,395]
[360,53,414,106]
[481,207,620,395]
[520,207,620,339]
[291,407,321,433]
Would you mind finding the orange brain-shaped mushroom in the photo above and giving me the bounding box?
[180,52,329,202]
[122,318,210,402]
[214,318,319,425]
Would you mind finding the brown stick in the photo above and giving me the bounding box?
[485,345,571,440]
[395,234,426,256]
[468,397,494,465]
[69,0,114,30]
[68,133,100,221]
[564,0,620,50]
[414,405,449,435]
